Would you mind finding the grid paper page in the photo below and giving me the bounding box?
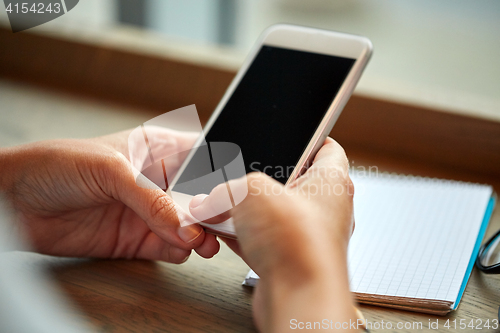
[348,174,492,303]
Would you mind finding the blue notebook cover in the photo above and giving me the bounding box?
[453,195,496,309]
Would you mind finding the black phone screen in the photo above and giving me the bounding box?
[173,45,355,195]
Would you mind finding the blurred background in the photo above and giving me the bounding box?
[1,0,499,120]
[0,0,498,173]
[122,0,500,115]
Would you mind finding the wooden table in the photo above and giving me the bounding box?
[50,245,255,332]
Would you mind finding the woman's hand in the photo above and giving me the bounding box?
[0,128,219,263]
[190,138,358,332]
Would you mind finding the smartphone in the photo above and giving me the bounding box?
[170,24,372,238]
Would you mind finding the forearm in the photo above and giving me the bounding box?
[265,244,358,332]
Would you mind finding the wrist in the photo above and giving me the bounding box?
[268,218,351,287]
[266,274,356,333]
[264,242,355,329]
[269,238,349,291]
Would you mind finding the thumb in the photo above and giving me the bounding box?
[111,156,205,250]
[311,137,349,172]
[189,175,250,224]
[290,137,350,190]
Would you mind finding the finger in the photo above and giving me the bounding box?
[134,232,192,264]
[110,155,206,251]
[171,130,200,152]
[290,138,349,190]
[189,185,234,224]
[189,174,260,224]
[312,137,348,170]
[145,127,199,162]
[313,138,354,197]
[141,128,200,183]
[194,233,220,258]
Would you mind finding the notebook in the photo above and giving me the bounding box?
[243,173,496,315]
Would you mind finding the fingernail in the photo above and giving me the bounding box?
[190,194,208,209]
[177,225,203,243]
[181,254,190,263]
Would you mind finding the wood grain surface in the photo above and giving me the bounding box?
[49,249,256,332]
